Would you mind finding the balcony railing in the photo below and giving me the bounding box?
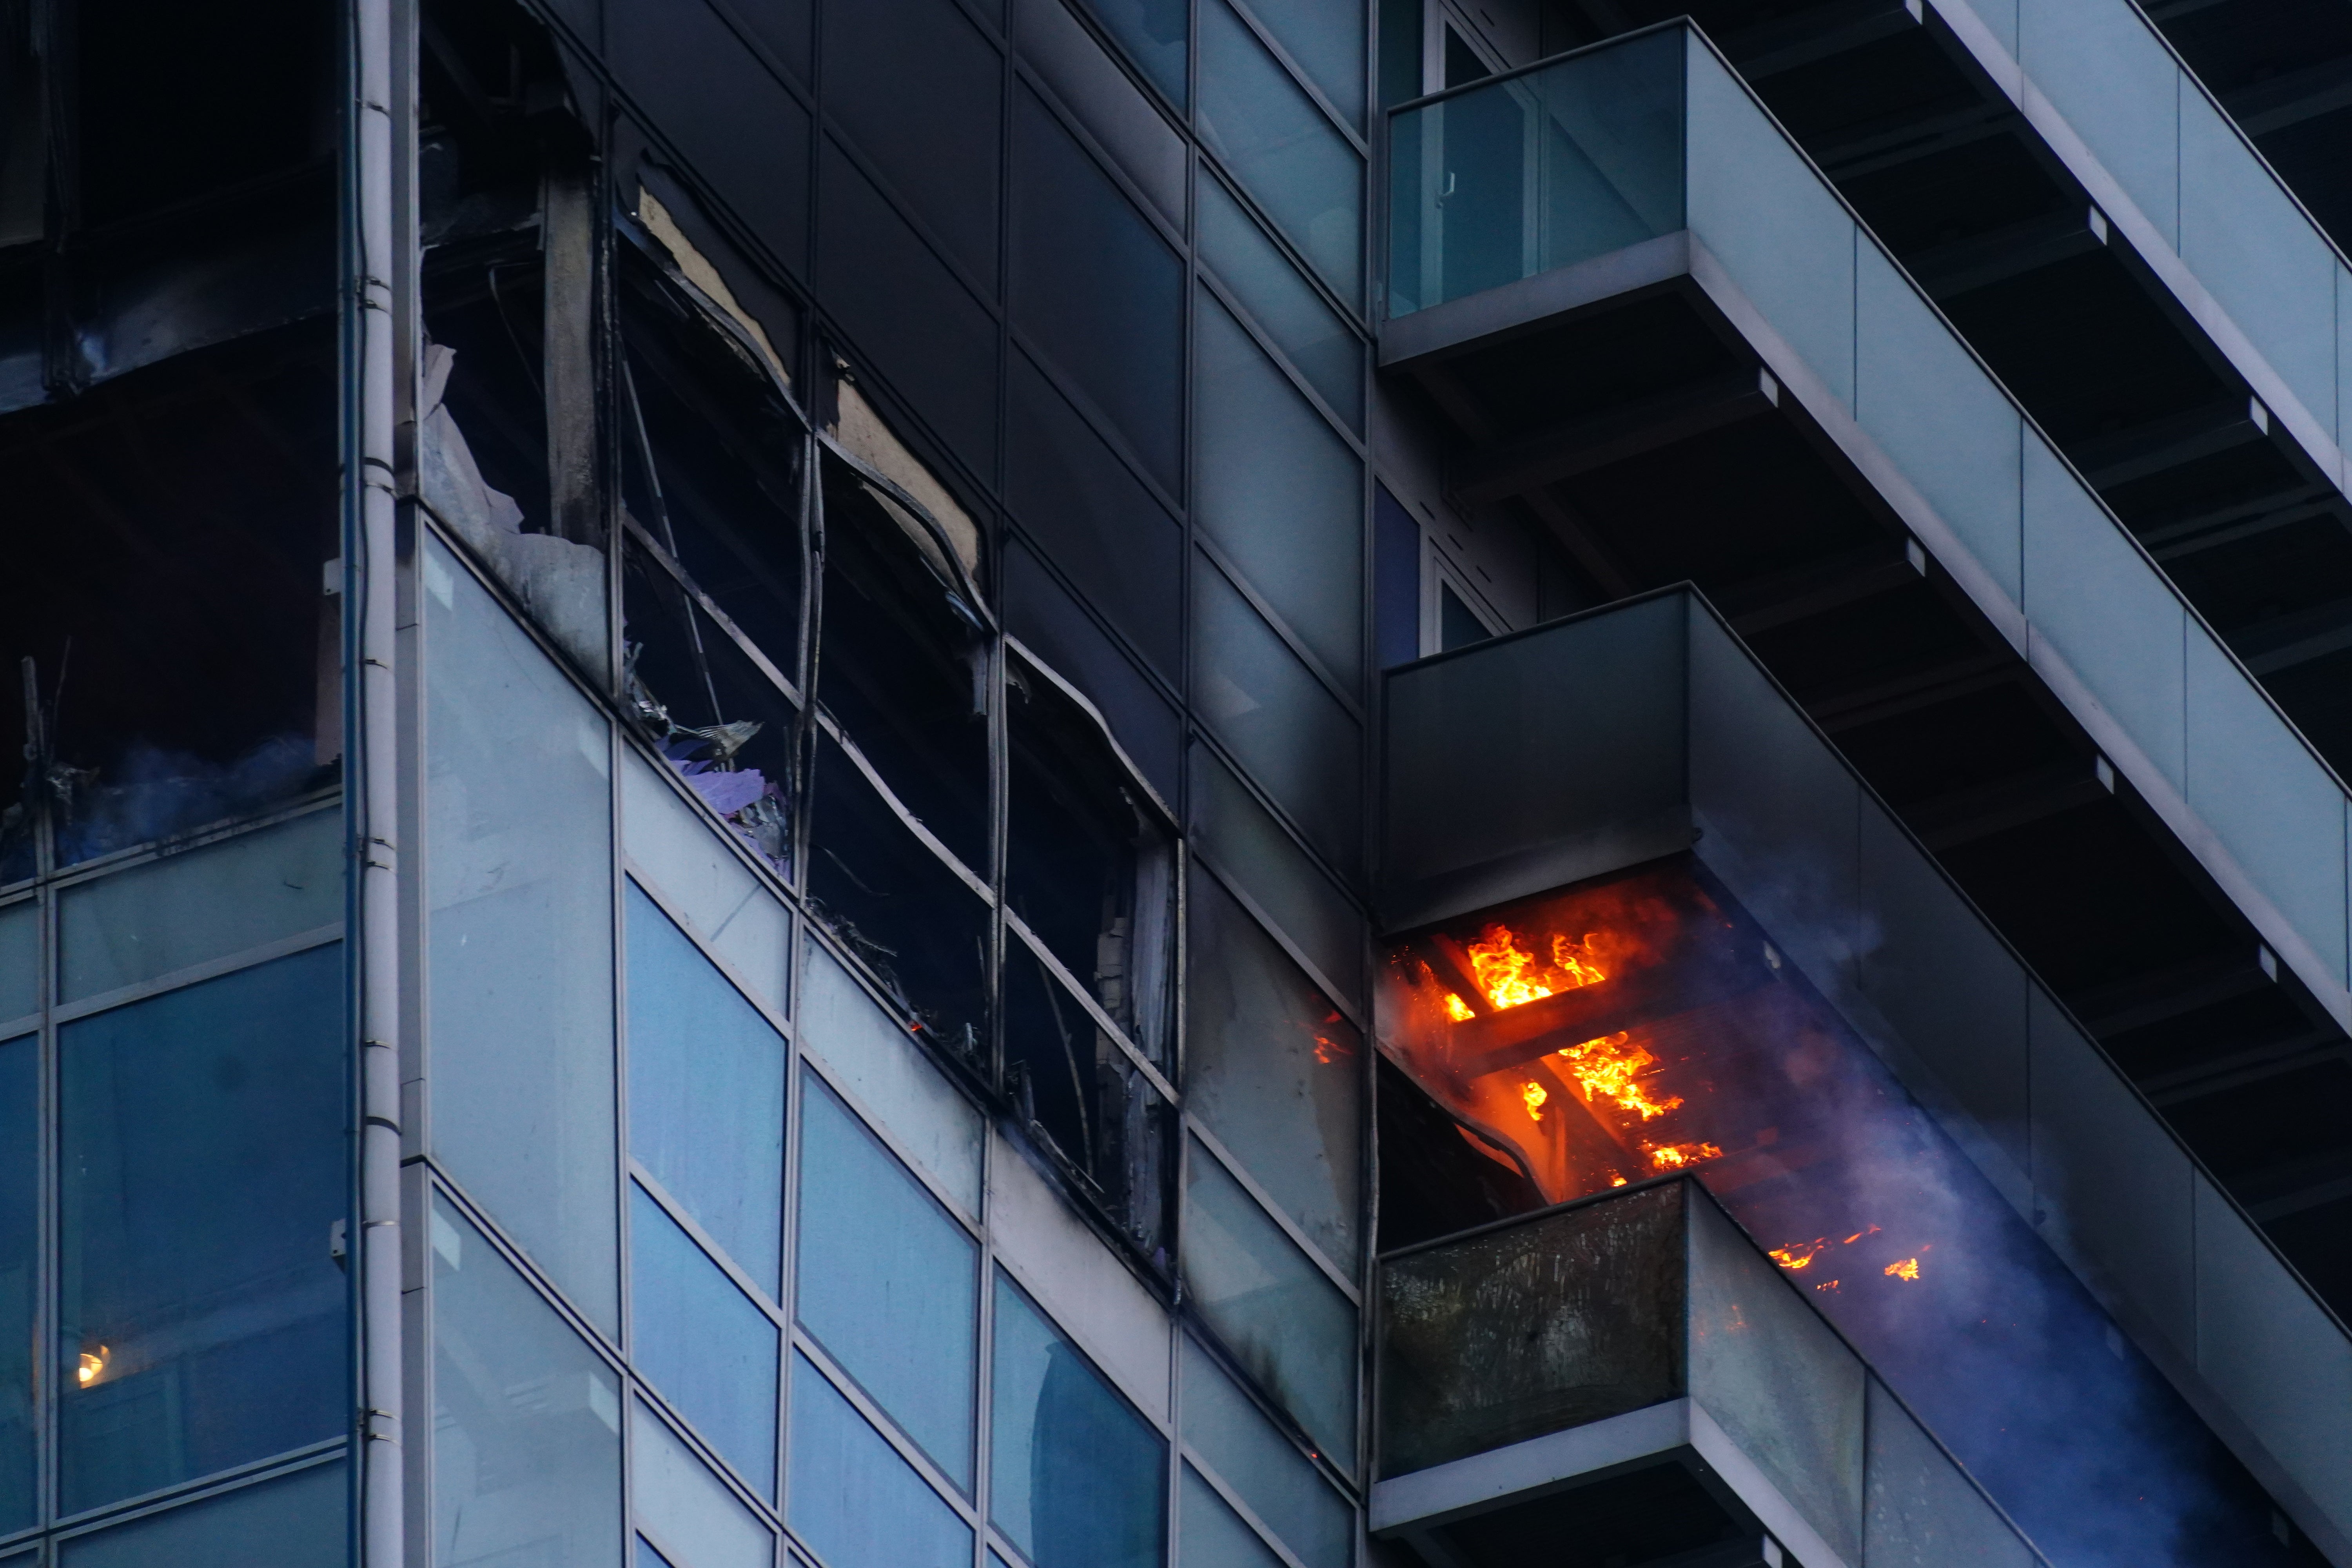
[1376,1177,2044,1567]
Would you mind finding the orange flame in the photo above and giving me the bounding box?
[1465,924,1608,1011]
[1769,1240,1828,1270]
[1884,1257,1921,1282]
[1522,1081,1548,1120]
[1443,992,1476,1023]
[1555,1032,1682,1120]
[1646,1140,1722,1170]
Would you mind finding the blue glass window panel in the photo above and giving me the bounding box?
[1077,0,1188,108]
[1199,174,1362,432]
[1179,1463,1283,1568]
[1193,294,1362,692]
[1186,745,1364,1014]
[1179,1140,1356,1467]
[431,1195,622,1568]
[627,880,787,1294]
[629,1185,780,1499]
[0,1034,31,1535]
[796,1076,979,1486]
[0,899,36,1022]
[58,1458,346,1568]
[787,1352,972,1568]
[637,1540,677,1568]
[1197,0,1362,310]
[990,1276,1167,1568]
[58,945,346,1514]
[1180,1340,1352,1568]
[1237,0,1363,126]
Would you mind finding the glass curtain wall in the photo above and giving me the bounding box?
[0,810,353,1562]
[410,0,1377,1560]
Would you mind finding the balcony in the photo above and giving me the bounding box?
[1372,590,2352,1559]
[1376,1178,2041,1568]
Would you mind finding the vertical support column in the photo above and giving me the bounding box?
[352,0,405,1563]
[544,168,599,548]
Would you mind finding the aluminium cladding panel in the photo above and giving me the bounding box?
[1377,592,1689,932]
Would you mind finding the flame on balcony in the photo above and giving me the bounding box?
[1555,1031,1681,1120]
[1464,924,1608,1010]
[1886,1257,1922,1282]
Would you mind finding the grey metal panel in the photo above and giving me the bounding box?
[1686,1191,1866,1566]
[1686,606,1863,1009]
[2013,0,2181,245]
[1380,594,1690,931]
[2193,1176,2352,1554]
[1855,800,2032,1193]
[2025,988,2196,1354]
[1377,230,1692,367]
[1862,1378,2040,1568]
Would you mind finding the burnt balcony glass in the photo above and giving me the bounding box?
[1376,1178,2040,1568]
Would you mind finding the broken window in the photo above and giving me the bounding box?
[815,445,993,877]
[0,324,341,876]
[1005,650,1175,1064]
[417,0,608,677]
[1002,932,1172,1260]
[806,733,992,1064]
[612,234,808,874]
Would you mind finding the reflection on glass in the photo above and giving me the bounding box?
[1387,31,1685,316]
[1006,655,1176,1063]
[1179,1142,1356,1468]
[807,735,991,1063]
[1198,174,1363,430]
[787,1351,972,1568]
[1179,1462,1283,1568]
[431,1195,622,1568]
[1197,0,1362,310]
[628,1185,779,1498]
[0,1034,31,1534]
[58,946,345,1514]
[1077,0,1189,107]
[57,1457,347,1568]
[1180,1339,1352,1568]
[627,881,786,1292]
[816,454,992,876]
[989,1275,1166,1568]
[425,536,618,1330]
[1187,873,1361,1272]
[797,1076,978,1486]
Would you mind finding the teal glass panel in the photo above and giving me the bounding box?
[1387,29,1683,316]
[1179,1463,1283,1568]
[1199,172,1362,429]
[990,1276,1167,1568]
[0,899,36,1024]
[1181,1340,1352,1568]
[430,1194,623,1568]
[1180,1140,1356,1468]
[627,880,786,1293]
[1241,0,1363,126]
[1198,0,1362,310]
[59,945,345,1514]
[796,1075,978,1486]
[787,1351,971,1568]
[59,1459,346,1568]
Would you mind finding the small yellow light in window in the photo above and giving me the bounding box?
[78,1347,109,1385]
